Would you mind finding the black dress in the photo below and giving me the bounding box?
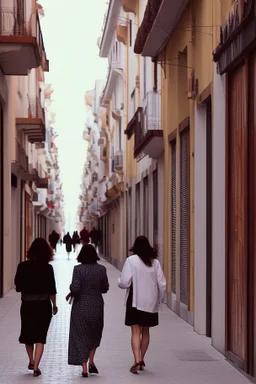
[68,263,109,365]
[125,285,158,327]
[14,260,57,345]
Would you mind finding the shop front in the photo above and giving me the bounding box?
[213,0,256,376]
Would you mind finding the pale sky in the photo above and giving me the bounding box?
[40,0,108,231]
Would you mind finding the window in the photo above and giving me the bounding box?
[118,117,122,150]
[143,177,149,237]
[129,20,132,46]
[135,183,140,236]
[144,57,147,98]
[153,169,158,248]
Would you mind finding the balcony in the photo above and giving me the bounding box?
[36,177,48,189]
[125,91,163,159]
[0,6,48,75]
[134,0,189,56]
[11,139,33,181]
[101,59,124,106]
[16,96,45,143]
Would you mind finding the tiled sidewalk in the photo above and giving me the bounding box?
[0,248,251,383]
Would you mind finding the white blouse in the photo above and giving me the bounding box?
[118,254,166,313]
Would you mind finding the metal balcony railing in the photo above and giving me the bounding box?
[0,8,45,60]
[142,90,161,132]
[15,139,28,171]
[28,96,44,121]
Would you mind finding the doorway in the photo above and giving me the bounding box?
[0,107,3,297]
[206,98,212,337]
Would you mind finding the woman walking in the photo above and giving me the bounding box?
[63,232,72,259]
[14,238,58,377]
[118,236,166,374]
[67,245,109,377]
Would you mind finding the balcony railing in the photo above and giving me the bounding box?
[15,139,28,172]
[0,7,47,75]
[28,96,44,121]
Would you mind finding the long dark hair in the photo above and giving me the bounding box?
[27,238,53,263]
[130,236,157,267]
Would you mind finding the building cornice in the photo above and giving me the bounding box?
[99,0,122,58]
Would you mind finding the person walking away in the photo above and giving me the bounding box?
[14,238,58,377]
[63,232,72,259]
[79,226,90,246]
[72,231,80,253]
[89,227,100,249]
[118,235,166,374]
[66,245,109,377]
[48,230,60,253]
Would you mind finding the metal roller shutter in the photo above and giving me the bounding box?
[180,128,189,305]
[171,141,177,294]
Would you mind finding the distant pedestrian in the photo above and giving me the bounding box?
[14,238,58,377]
[89,227,101,249]
[66,245,109,377]
[48,230,60,253]
[118,236,166,374]
[63,232,72,259]
[72,231,80,253]
[80,227,90,246]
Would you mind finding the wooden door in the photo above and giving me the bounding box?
[0,107,3,297]
[227,63,248,366]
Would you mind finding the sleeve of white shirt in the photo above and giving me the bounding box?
[118,258,132,289]
[155,260,166,302]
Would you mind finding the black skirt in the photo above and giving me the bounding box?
[125,285,158,327]
[19,299,52,345]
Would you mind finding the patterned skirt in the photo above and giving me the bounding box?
[68,294,104,365]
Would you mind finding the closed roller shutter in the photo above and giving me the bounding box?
[180,128,189,305]
[171,141,177,294]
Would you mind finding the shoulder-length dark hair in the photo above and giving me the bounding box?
[77,244,100,264]
[27,238,53,263]
[130,236,157,267]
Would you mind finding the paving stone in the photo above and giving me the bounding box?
[0,248,251,383]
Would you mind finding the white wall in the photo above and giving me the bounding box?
[211,65,226,354]
[194,104,207,335]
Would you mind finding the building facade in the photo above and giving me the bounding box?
[0,0,64,298]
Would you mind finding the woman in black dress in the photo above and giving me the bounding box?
[67,245,109,377]
[14,238,58,377]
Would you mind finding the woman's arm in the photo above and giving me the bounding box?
[155,261,166,302]
[70,266,81,295]
[101,267,109,294]
[14,263,23,292]
[118,258,132,289]
[50,294,58,315]
[48,265,58,314]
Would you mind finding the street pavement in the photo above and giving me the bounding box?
[0,246,251,383]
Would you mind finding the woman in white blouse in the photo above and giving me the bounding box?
[118,236,166,374]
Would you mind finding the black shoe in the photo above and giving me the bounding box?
[130,363,140,374]
[82,372,88,377]
[33,369,41,377]
[28,363,34,370]
[139,360,146,370]
[89,363,99,374]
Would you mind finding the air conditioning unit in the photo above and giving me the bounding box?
[98,137,106,146]
[114,151,123,172]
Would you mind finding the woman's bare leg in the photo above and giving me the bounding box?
[25,344,34,365]
[131,325,141,364]
[34,343,44,371]
[82,361,88,373]
[141,327,150,361]
[89,349,96,364]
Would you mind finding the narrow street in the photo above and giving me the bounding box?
[0,248,250,384]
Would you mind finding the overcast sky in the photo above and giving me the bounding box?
[40,0,108,232]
